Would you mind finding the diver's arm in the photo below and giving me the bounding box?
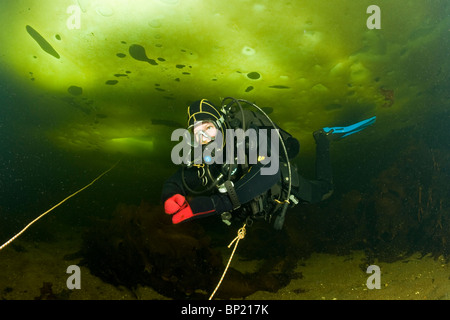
[234,162,281,204]
[165,193,233,224]
[164,160,281,224]
[164,163,280,224]
[162,167,233,224]
[160,167,196,202]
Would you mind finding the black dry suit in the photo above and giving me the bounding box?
[161,98,334,229]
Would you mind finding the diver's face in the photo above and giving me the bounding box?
[193,121,217,145]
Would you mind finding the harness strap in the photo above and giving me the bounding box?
[224,180,241,209]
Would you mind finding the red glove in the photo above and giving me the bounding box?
[164,194,186,214]
[164,194,194,224]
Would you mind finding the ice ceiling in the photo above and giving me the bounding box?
[0,0,448,161]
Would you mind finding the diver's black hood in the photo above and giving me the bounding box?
[187,99,223,127]
[187,99,227,147]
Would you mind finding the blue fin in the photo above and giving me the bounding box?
[323,116,376,139]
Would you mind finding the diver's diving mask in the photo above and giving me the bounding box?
[187,121,218,148]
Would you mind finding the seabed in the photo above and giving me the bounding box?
[1,231,450,300]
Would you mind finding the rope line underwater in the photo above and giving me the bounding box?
[1,158,245,300]
[209,223,247,300]
[0,159,121,252]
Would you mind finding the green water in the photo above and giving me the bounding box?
[0,0,449,301]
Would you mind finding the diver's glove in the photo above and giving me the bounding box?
[164,194,231,224]
[164,194,195,224]
[164,194,187,215]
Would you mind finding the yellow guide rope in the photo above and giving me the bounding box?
[2,159,246,301]
[0,160,120,252]
[209,223,247,300]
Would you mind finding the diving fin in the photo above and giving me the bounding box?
[320,116,376,140]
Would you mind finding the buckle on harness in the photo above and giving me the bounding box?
[221,212,232,226]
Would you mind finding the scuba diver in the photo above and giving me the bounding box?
[161,98,375,230]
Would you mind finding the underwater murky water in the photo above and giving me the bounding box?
[0,0,449,301]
